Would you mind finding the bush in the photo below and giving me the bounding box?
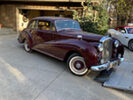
[73,0,109,35]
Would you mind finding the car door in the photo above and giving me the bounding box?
[115,27,127,45]
[32,20,56,53]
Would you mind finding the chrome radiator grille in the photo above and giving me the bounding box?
[101,37,112,63]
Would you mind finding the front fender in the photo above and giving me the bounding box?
[51,39,99,68]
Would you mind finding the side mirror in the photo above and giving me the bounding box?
[120,30,125,34]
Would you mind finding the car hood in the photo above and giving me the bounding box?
[60,30,103,42]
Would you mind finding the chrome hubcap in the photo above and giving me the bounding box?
[76,63,81,69]
[69,56,88,75]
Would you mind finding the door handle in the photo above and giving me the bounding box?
[125,36,128,39]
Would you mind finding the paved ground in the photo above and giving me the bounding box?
[0,28,17,35]
[0,34,133,100]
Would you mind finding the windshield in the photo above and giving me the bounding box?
[126,27,133,34]
[55,20,81,31]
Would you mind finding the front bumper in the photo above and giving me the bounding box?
[91,58,124,71]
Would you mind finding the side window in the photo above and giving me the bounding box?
[28,20,37,29]
[38,20,50,31]
[126,28,133,34]
[117,27,126,33]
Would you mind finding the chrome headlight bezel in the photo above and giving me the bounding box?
[114,40,119,48]
[98,43,103,52]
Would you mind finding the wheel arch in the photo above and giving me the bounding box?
[63,42,99,68]
[128,39,133,45]
[64,50,82,62]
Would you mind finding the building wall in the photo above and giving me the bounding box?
[0,4,16,30]
[0,2,81,31]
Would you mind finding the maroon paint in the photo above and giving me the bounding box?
[18,17,124,69]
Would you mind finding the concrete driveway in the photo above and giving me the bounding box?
[0,34,133,100]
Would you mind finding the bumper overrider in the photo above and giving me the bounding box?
[91,58,124,71]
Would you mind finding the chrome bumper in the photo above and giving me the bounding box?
[91,58,124,71]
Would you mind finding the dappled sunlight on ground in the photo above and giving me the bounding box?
[0,57,26,83]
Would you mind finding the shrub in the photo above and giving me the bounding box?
[73,0,109,35]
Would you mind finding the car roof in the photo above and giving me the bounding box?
[32,16,73,21]
[115,25,133,30]
[116,26,133,28]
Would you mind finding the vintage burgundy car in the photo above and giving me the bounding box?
[18,17,124,76]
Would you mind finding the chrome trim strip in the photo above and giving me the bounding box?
[100,36,112,43]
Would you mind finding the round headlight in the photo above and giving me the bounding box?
[98,43,103,52]
[114,40,119,48]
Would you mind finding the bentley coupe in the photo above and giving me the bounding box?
[18,17,124,76]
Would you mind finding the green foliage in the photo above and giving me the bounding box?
[73,0,109,35]
[108,0,133,25]
[109,0,132,15]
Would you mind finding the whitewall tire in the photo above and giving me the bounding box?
[67,53,88,76]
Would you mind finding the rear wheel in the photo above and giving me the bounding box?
[128,40,133,51]
[24,39,32,52]
[67,53,88,76]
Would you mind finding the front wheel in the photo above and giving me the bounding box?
[128,40,133,51]
[67,53,88,76]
